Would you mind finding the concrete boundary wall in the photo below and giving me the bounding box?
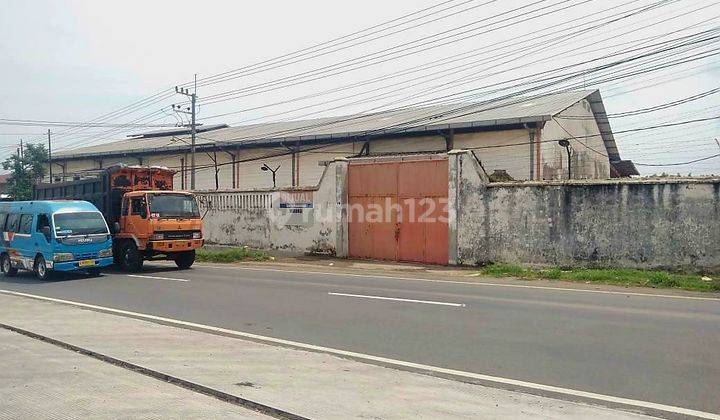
[450,151,720,271]
[195,151,719,271]
[195,159,348,255]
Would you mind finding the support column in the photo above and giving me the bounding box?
[180,158,185,190]
[528,129,535,180]
[443,129,455,151]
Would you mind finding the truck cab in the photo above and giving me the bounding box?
[116,190,203,271]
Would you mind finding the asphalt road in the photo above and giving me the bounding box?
[1,263,719,415]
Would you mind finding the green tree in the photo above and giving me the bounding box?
[2,144,48,200]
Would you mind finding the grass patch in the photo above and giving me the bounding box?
[475,263,720,292]
[196,247,270,263]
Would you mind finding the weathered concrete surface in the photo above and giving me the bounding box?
[454,152,720,271]
[0,293,659,420]
[0,329,266,419]
[198,159,346,255]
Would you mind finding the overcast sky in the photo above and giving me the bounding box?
[1,0,718,175]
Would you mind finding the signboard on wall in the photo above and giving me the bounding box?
[279,191,314,209]
[278,191,314,226]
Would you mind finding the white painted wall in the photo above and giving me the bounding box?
[196,160,346,254]
[453,129,531,180]
[540,99,611,180]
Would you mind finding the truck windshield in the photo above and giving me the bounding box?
[53,212,109,236]
[148,194,200,219]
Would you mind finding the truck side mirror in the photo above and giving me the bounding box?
[41,226,52,241]
[112,222,121,234]
[140,207,148,219]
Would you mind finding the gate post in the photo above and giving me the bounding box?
[333,157,349,258]
[447,150,463,265]
[448,150,489,265]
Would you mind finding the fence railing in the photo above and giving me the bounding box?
[196,191,273,211]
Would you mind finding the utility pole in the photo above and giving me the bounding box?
[173,79,197,190]
[48,129,53,184]
[19,139,23,160]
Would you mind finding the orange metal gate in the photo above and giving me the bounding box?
[348,158,448,265]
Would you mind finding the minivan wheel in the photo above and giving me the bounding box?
[33,255,49,280]
[1,254,17,277]
[120,241,143,272]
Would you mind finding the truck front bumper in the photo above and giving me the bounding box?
[53,257,114,272]
[148,239,204,253]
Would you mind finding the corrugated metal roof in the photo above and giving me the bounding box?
[55,90,619,160]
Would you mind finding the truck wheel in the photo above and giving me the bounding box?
[174,250,195,270]
[1,254,17,277]
[86,268,101,277]
[120,242,143,272]
[33,255,49,280]
[112,244,121,265]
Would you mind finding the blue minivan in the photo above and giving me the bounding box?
[0,201,114,279]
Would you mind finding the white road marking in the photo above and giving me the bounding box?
[126,274,189,282]
[328,292,465,307]
[181,264,720,302]
[0,289,717,419]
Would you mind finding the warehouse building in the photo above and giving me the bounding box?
[50,90,638,190]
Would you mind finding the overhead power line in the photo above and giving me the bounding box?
[0,118,177,128]
[556,86,720,119]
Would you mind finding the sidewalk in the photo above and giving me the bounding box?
[0,292,656,419]
[0,329,265,419]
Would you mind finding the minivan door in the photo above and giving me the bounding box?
[35,213,52,261]
[14,214,35,269]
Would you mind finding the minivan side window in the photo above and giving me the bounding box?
[19,214,33,234]
[0,213,7,231]
[37,214,51,234]
[6,213,20,233]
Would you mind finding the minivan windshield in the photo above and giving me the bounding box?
[148,194,200,219]
[53,212,109,236]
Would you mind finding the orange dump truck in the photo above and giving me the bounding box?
[34,165,203,271]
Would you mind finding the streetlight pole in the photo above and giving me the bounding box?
[558,139,572,180]
[260,164,280,189]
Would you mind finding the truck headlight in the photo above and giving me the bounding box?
[150,233,164,241]
[192,231,202,239]
[53,253,74,262]
[98,248,113,258]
